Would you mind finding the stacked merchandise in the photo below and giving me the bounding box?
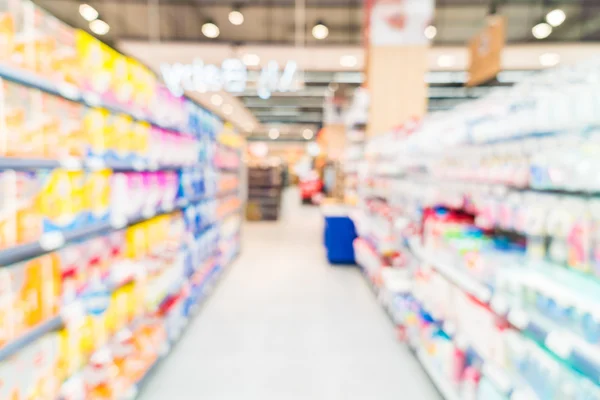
[0,1,243,399]
[354,60,600,399]
[246,162,283,221]
[342,88,369,206]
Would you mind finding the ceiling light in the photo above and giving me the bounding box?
[211,94,223,106]
[424,25,437,40]
[532,22,552,39]
[229,9,244,25]
[340,55,357,68]
[222,104,233,115]
[437,54,455,68]
[539,52,560,67]
[89,19,109,35]
[268,128,280,140]
[312,21,329,40]
[303,129,314,140]
[79,4,99,22]
[202,20,220,38]
[242,53,260,67]
[546,9,566,27]
[306,142,321,157]
[249,142,268,158]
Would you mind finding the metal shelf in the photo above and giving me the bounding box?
[0,63,185,133]
[408,239,600,387]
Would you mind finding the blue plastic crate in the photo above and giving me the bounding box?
[323,215,357,265]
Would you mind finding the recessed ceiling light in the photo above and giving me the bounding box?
[268,128,280,140]
[312,21,329,40]
[89,19,109,35]
[539,52,560,67]
[242,53,260,67]
[79,4,99,22]
[302,129,314,140]
[340,55,357,68]
[202,20,220,38]
[437,54,455,68]
[546,9,566,27]
[306,142,321,156]
[229,9,244,25]
[211,94,223,106]
[222,104,234,115]
[424,25,437,40]
[532,22,552,39]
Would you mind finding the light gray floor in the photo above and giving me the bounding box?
[140,188,441,400]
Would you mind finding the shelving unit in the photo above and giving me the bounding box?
[352,60,600,399]
[246,163,283,221]
[0,1,245,398]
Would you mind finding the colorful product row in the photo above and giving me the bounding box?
[0,79,204,165]
[0,167,224,250]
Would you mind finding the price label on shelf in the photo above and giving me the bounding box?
[87,158,106,171]
[56,83,80,100]
[545,331,574,359]
[83,92,101,107]
[507,308,529,330]
[39,232,65,251]
[132,160,146,171]
[110,214,128,230]
[59,157,83,171]
[490,295,509,315]
[142,207,156,219]
[482,363,512,395]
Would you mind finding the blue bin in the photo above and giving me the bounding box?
[323,215,357,264]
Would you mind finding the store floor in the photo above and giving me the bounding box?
[140,188,441,400]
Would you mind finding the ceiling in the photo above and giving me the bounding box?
[34,0,600,140]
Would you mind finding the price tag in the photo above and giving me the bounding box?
[57,83,80,100]
[142,208,156,219]
[132,160,146,171]
[508,309,529,330]
[490,295,509,315]
[443,321,456,336]
[87,158,106,171]
[482,364,512,395]
[110,214,128,229]
[83,92,101,107]
[158,341,171,358]
[59,157,83,171]
[40,232,65,251]
[545,331,574,359]
[162,203,174,213]
[123,386,139,400]
[61,301,86,328]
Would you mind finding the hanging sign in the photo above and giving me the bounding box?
[161,58,300,99]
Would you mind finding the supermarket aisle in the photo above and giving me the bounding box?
[140,188,440,400]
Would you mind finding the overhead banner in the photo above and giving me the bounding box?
[467,16,506,87]
[369,0,435,46]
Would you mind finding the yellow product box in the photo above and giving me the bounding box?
[0,171,44,250]
[84,169,111,223]
[0,80,47,158]
[84,107,110,158]
[125,224,148,261]
[1,333,60,399]
[109,114,132,159]
[110,52,133,104]
[131,121,150,159]
[0,13,15,62]
[76,31,111,94]
[38,169,90,232]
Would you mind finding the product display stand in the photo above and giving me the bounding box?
[245,162,283,221]
[354,60,600,399]
[0,1,244,397]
